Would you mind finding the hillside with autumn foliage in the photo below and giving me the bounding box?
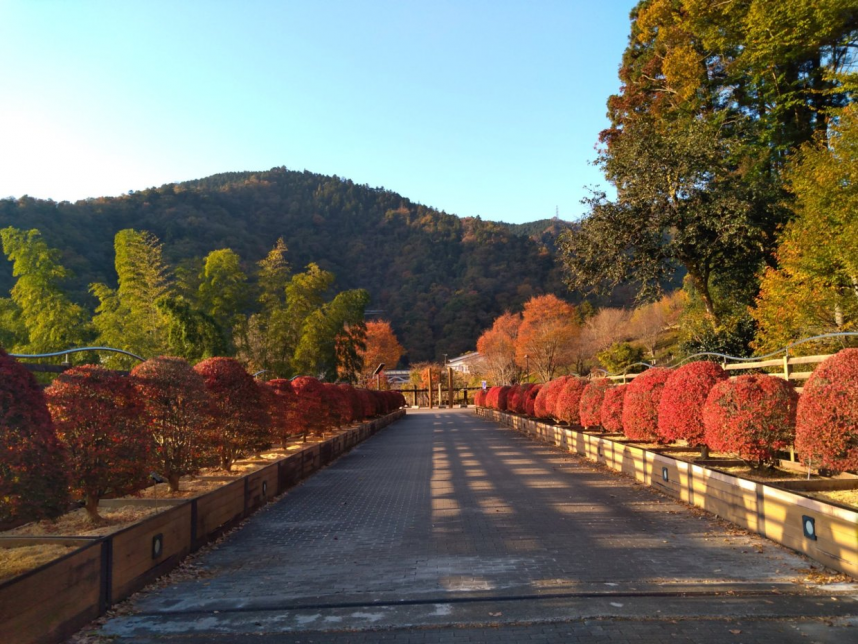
[0,168,576,363]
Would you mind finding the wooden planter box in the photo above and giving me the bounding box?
[477,408,858,578]
[0,408,406,644]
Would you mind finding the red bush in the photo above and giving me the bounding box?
[356,387,376,418]
[474,389,486,407]
[524,384,541,416]
[506,385,523,413]
[579,379,612,429]
[338,383,364,423]
[47,365,150,521]
[543,376,572,419]
[292,376,331,439]
[532,382,553,418]
[131,357,213,492]
[193,358,271,470]
[496,386,512,411]
[657,362,728,446]
[622,368,672,441]
[795,349,858,473]
[703,374,798,465]
[601,384,627,432]
[323,383,352,428]
[554,378,587,425]
[0,348,69,525]
[265,378,301,445]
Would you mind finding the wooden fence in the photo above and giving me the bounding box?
[0,409,406,644]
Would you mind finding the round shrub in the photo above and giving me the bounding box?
[194,358,271,470]
[657,362,728,447]
[601,384,627,432]
[524,384,541,416]
[703,374,798,466]
[0,348,69,526]
[622,368,672,441]
[132,357,213,492]
[795,349,858,473]
[492,385,512,411]
[507,385,525,414]
[537,376,570,420]
[47,365,150,521]
[579,379,612,429]
[485,386,501,409]
[554,378,587,425]
[292,376,331,439]
[338,383,365,423]
[265,379,301,445]
[474,389,486,408]
[356,387,376,418]
[323,383,351,427]
[533,383,551,418]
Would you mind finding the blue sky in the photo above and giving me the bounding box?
[0,0,636,224]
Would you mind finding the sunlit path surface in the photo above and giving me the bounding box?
[99,409,858,643]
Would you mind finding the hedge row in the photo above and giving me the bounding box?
[0,350,406,525]
[478,349,858,473]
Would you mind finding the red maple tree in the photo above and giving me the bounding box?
[47,365,150,521]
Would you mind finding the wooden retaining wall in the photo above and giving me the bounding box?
[0,409,405,644]
[477,408,858,578]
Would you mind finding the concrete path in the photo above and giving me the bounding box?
[98,409,858,643]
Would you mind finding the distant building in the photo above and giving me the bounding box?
[446,352,484,375]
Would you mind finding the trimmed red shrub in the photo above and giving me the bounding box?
[532,382,553,418]
[265,378,301,445]
[524,384,541,416]
[323,383,352,427]
[554,378,587,425]
[292,376,330,439]
[622,368,672,441]
[796,349,858,473]
[543,376,572,419]
[132,357,214,492]
[579,379,612,429]
[485,386,500,409]
[601,384,627,432]
[338,383,364,423]
[506,385,523,413]
[474,389,486,407]
[496,386,512,411]
[0,348,69,526]
[657,362,728,447]
[47,365,150,521]
[703,374,798,466]
[194,358,271,470]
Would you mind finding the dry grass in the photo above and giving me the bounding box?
[5,505,162,538]
[714,464,822,482]
[0,544,77,583]
[813,489,858,509]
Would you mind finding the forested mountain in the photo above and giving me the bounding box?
[0,168,570,362]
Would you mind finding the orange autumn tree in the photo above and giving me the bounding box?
[357,320,404,385]
[514,295,580,382]
[476,311,522,385]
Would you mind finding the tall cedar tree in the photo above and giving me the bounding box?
[46,365,151,521]
[0,348,69,525]
[193,358,271,470]
[131,357,214,491]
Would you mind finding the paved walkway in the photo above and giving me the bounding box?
[99,409,858,643]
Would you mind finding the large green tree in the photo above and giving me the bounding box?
[0,227,91,354]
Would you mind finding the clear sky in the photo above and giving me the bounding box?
[0,0,636,224]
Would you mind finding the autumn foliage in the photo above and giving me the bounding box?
[579,379,612,428]
[474,389,487,407]
[657,362,728,446]
[264,378,301,445]
[601,384,627,432]
[554,377,587,425]
[193,357,271,470]
[703,374,798,465]
[0,348,69,526]
[539,376,572,420]
[47,365,150,520]
[622,368,672,441]
[795,349,858,473]
[524,384,541,416]
[131,357,214,491]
